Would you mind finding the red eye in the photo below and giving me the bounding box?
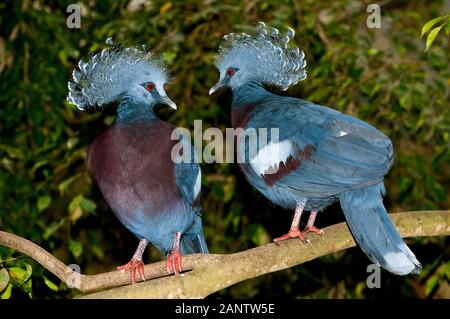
[146,83,155,91]
[227,68,234,76]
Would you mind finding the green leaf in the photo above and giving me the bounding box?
[90,245,105,260]
[43,276,59,292]
[399,95,410,110]
[418,256,441,279]
[58,174,80,195]
[355,281,366,298]
[425,25,444,51]
[367,48,379,56]
[248,224,270,246]
[37,195,52,212]
[445,20,450,36]
[8,266,31,286]
[163,51,177,64]
[425,274,439,296]
[0,268,10,292]
[21,278,32,294]
[8,267,26,285]
[223,179,235,203]
[66,137,79,149]
[0,144,25,159]
[25,263,32,282]
[68,239,83,258]
[68,195,82,213]
[421,16,447,37]
[43,219,65,240]
[69,195,97,223]
[70,207,83,224]
[30,160,48,176]
[0,283,12,299]
[80,197,97,213]
[69,195,83,223]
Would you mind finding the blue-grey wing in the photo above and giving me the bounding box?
[173,132,201,208]
[242,97,393,197]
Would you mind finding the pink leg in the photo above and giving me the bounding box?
[117,239,148,284]
[303,210,324,235]
[273,201,307,242]
[166,232,182,275]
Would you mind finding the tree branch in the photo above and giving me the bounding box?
[0,231,220,293]
[1,211,449,298]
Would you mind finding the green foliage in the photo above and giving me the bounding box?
[0,0,449,299]
[43,276,59,292]
[421,14,450,51]
[0,255,33,298]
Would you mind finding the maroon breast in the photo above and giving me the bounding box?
[87,121,184,220]
[231,103,257,129]
[231,104,257,179]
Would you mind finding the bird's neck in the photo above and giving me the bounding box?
[230,81,271,128]
[116,98,157,124]
[231,81,271,109]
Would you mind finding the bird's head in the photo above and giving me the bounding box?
[208,65,243,95]
[126,79,177,110]
[209,22,307,95]
[67,39,176,112]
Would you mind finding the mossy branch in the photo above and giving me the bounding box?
[1,211,449,298]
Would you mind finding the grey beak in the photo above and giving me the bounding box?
[161,96,177,110]
[209,82,224,95]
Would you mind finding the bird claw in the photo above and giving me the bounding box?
[273,228,307,242]
[117,259,145,284]
[303,226,324,235]
[165,250,182,275]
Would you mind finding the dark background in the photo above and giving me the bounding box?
[0,0,449,298]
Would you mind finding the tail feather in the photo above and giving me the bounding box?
[180,232,209,255]
[339,183,421,275]
[179,214,209,255]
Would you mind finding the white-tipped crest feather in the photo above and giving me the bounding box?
[67,42,169,110]
[214,21,307,90]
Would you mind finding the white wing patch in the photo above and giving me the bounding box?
[338,130,348,137]
[194,169,201,197]
[250,140,293,175]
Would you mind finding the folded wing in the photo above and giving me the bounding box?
[243,97,394,197]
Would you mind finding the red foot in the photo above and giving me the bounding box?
[273,228,307,242]
[304,226,324,235]
[166,250,182,275]
[117,259,145,284]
